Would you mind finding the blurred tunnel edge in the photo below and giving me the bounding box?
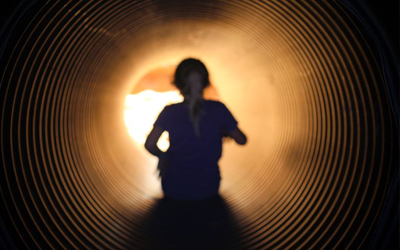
[0,0,398,249]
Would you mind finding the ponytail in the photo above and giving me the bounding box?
[173,58,210,137]
[184,78,204,136]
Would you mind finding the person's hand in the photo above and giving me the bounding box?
[157,153,168,178]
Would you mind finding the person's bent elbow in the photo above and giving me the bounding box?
[144,140,152,153]
[237,135,247,145]
[235,133,247,145]
[228,127,247,145]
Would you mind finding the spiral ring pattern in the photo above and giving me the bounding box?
[0,1,398,249]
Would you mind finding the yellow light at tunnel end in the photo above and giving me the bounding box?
[124,89,183,152]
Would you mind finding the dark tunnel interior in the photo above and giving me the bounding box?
[0,1,398,249]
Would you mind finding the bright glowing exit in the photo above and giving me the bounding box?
[124,89,183,151]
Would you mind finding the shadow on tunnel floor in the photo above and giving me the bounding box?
[137,195,243,250]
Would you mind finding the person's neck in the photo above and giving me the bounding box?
[183,97,205,103]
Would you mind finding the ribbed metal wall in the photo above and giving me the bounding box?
[0,1,398,249]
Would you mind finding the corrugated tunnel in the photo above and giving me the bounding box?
[0,1,398,249]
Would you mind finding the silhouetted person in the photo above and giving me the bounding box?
[145,58,247,201]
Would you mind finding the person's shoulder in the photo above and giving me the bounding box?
[205,100,229,110]
[162,102,184,112]
[205,100,225,107]
[166,102,184,108]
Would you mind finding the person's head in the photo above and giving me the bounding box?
[173,58,210,136]
[173,58,210,97]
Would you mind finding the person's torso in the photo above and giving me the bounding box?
[165,100,224,168]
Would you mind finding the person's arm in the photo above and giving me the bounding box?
[227,127,247,145]
[145,125,169,178]
[145,125,165,157]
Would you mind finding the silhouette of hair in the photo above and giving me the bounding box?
[173,58,210,136]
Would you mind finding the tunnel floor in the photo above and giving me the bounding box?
[136,195,242,249]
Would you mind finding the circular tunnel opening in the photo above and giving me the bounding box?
[0,1,398,249]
